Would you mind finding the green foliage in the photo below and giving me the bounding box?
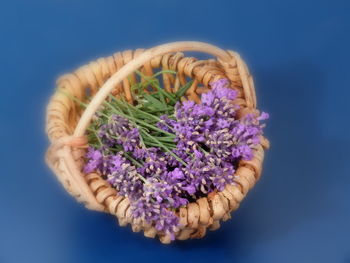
[60,70,193,165]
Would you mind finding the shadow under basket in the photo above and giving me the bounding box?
[45,41,270,244]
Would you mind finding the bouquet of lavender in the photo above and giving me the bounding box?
[81,71,268,239]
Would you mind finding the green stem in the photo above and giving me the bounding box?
[108,147,146,183]
[135,70,177,103]
[154,85,177,104]
[87,127,103,147]
[151,70,177,78]
[124,152,143,167]
[198,145,209,155]
[120,107,175,138]
[103,99,176,137]
[144,136,175,143]
[141,130,186,166]
[146,143,176,150]
[139,106,174,113]
[112,96,176,133]
[124,104,146,149]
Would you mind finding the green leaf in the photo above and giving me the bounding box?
[174,80,194,99]
[143,94,167,110]
[152,70,177,78]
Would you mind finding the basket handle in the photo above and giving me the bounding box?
[74,41,241,137]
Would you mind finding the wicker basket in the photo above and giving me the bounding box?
[46,41,269,243]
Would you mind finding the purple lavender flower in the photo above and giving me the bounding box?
[211,81,238,100]
[209,78,237,100]
[107,154,143,198]
[258,112,269,121]
[179,153,235,196]
[98,115,141,153]
[136,148,168,178]
[84,78,268,240]
[156,115,176,133]
[201,91,215,106]
[131,177,187,239]
[132,197,179,240]
[84,147,103,173]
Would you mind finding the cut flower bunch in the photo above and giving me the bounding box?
[77,71,268,240]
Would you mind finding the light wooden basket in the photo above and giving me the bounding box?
[46,41,269,243]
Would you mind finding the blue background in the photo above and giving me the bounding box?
[1,0,349,262]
